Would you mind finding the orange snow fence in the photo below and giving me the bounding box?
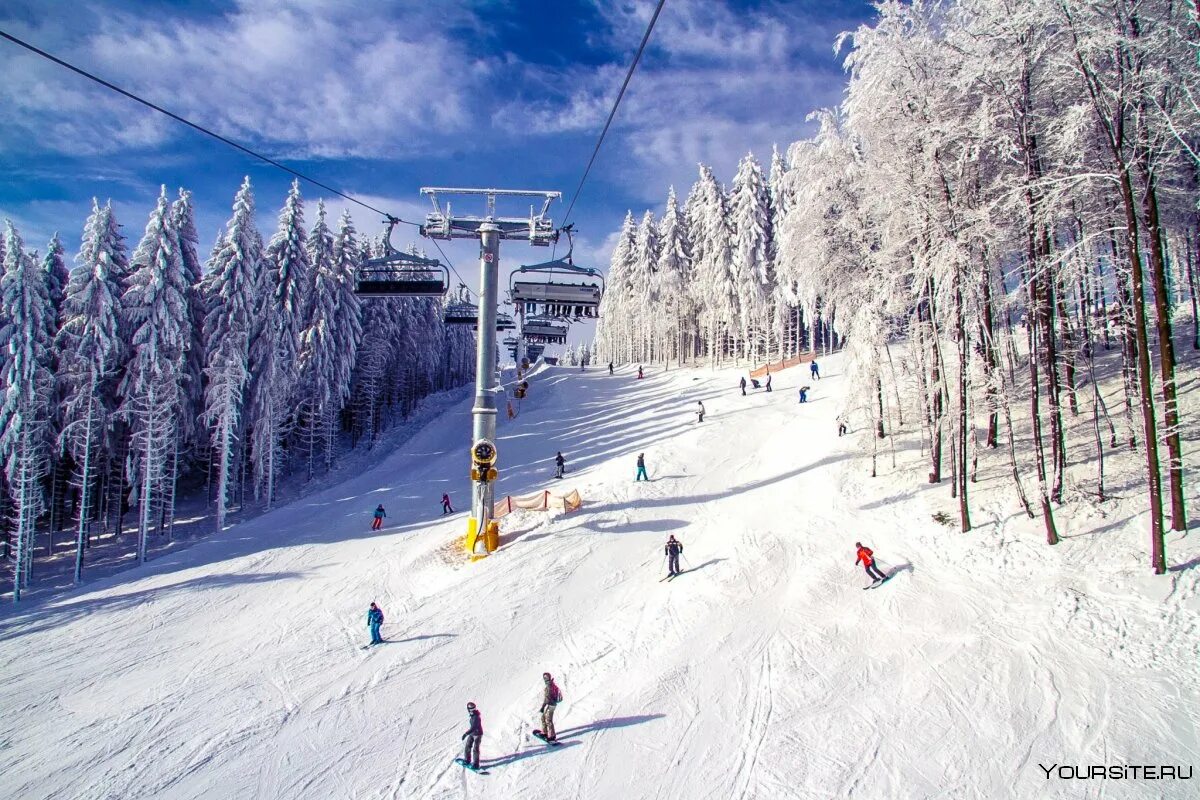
[493,489,582,519]
[749,352,813,379]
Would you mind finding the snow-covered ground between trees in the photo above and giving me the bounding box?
[1,355,1197,799]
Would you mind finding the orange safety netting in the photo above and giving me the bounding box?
[749,352,813,379]
[493,489,582,519]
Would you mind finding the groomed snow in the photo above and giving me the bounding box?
[1,355,1197,799]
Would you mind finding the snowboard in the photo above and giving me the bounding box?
[454,758,489,774]
[532,730,562,746]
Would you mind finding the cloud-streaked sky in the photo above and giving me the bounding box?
[0,0,875,342]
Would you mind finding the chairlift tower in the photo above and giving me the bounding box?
[420,187,560,555]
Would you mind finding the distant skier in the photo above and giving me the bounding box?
[810,360,821,380]
[696,401,705,423]
[665,535,684,576]
[538,672,563,742]
[461,702,483,770]
[739,376,747,396]
[798,386,809,403]
[580,362,585,372]
[555,451,565,479]
[367,602,384,645]
[765,374,772,393]
[855,542,888,583]
[837,416,848,437]
[442,493,454,514]
[637,365,644,379]
[608,361,614,375]
[372,504,386,530]
[636,453,648,482]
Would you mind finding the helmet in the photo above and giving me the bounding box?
[855,542,862,548]
[543,672,552,681]
[466,702,476,710]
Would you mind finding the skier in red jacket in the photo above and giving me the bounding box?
[856,542,888,582]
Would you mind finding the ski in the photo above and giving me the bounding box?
[532,730,562,746]
[454,758,489,774]
[863,576,892,590]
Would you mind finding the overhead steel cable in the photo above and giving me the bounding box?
[558,0,667,230]
[0,28,406,223]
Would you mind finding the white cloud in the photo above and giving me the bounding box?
[0,1,489,158]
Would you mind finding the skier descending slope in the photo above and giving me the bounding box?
[457,702,485,772]
[366,602,384,645]
[554,451,566,479]
[856,542,889,585]
[533,672,563,744]
[441,493,453,515]
[635,453,648,482]
[371,504,386,530]
[665,535,684,577]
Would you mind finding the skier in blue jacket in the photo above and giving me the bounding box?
[367,602,384,645]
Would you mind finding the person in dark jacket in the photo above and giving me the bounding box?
[554,452,565,479]
[635,453,648,481]
[461,702,483,769]
[442,493,453,514]
[810,360,821,380]
[798,386,809,403]
[540,672,562,741]
[608,361,614,375]
[855,542,888,582]
[739,376,747,396]
[637,365,644,379]
[367,602,384,645]
[665,535,684,576]
[372,504,386,530]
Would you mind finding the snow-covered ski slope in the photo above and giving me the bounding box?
[1,357,1197,800]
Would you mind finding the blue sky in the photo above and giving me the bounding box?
[0,0,875,343]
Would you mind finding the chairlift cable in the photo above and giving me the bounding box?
[558,0,666,230]
[428,238,476,300]
[0,28,411,224]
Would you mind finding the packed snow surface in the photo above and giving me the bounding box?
[1,357,1197,799]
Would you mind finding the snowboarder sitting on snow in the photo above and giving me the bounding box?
[750,378,761,390]
[696,401,705,423]
[371,504,386,530]
[665,535,684,576]
[367,602,384,645]
[554,451,566,479]
[539,672,562,742]
[810,360,821,380]
[461,702,483,769]
[636,453,648,482]
[855,542,888,583]
[442,493,453,514]
[739,376,747,395]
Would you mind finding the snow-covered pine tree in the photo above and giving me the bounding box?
[0,222,55,601]
[203,178,260,531]
[171,190,208,473]
[595,211,636,363]
[248,180,309,507]
[630,211,659,363]
[654,187,691,367]
[58,204,127,582]
[730,152,772,364]
[687,165,736,364]
[40,233,70,543]
[120,187,190,564]
[326,210,363,465]
[297,201,342,477]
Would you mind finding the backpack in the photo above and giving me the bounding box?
[552,683,563,703]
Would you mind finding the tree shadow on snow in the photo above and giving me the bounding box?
[0,571,304,642]
[581,518,690,535]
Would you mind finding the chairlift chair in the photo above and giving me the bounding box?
[509,229,605,319]
[444,284,480,325]
[522,315,569,345]
[355,217,449,297]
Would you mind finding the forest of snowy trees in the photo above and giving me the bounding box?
[0,178,475,600]
[594,0,1198,574]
